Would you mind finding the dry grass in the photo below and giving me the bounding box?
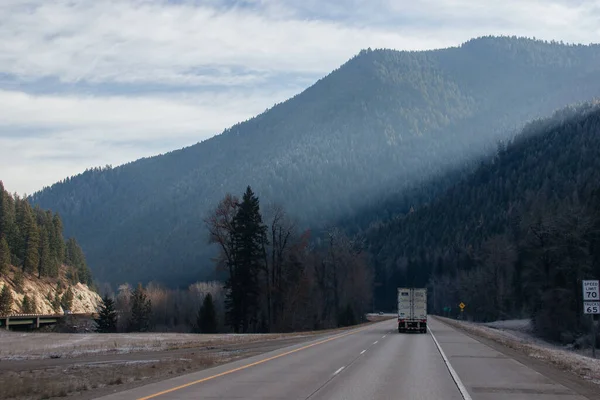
[0,318,394,399]
[0,317,391,360]
[0,331,286,360]
[365,315,395,323]
[0,353,216,400]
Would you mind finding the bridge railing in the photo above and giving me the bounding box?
[0,312,95,318]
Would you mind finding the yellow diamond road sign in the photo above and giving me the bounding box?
[459,302,466,310]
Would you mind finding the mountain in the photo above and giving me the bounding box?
[30,36,600,287]
[363,102,600,341]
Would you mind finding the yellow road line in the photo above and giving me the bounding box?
[138,325,373,400]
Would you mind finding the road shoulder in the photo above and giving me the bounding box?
[432,316,600,400]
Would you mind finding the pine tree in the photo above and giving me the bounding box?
[225,186,266,333]
[129,283,152,332]
[0,183,9,239]
[23,213,40,274]
[21,294,35,314]
[0,235,10,275]
[38,229,51,278]
[1,188,16,256]
[52,291,62,313]
[64,238,91,284]
[13,269,24,293]
[95,295,118,333]
[0,285,13,315]
[13,197,27,262]
[60,287,74,311]
[50,214,65,276]
[197,293,218,333]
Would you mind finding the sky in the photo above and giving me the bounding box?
[1,0,599,195]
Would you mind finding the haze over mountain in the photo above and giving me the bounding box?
[31,36,600,287]
[360,101,600,340]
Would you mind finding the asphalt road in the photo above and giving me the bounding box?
[96,318,592,400]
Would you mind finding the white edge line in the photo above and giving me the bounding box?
[382,335,386,338]
[333,366,345,375]
[429,327,473,400]
[360,350,366,354]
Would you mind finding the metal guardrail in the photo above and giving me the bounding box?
[0,312,94,318]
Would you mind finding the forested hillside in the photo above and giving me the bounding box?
[364,102,600,342]
[0,181,91,285]
[0,181,95,315]
[30,36,600,287]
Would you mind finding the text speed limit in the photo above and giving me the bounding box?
[583,280,599,300]
[584,302,600,315]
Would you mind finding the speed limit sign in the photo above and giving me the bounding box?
[584,302,600,315]
[583,280,599,300]
[583,280,600,315]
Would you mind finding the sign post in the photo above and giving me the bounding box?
[583,280,599,358]
[459,302,465,320]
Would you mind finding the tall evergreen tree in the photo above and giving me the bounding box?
[38,229,52,278]
[129,283,152,332]
[51,213,65,271]
[0,285,13,315]
[1,189,16,256]
[197,293,218,333]
[95,295,118,333]
[52,291,62,313]
[64,238,91,284]
[225,186,266,333]
[0,235,10,275]
[0,182,9,238]
[60,287,74,311]
[23,209,40,274]
[21,294,35,314]
[13,269,24,293]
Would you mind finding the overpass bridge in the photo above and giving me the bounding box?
[0,313,92,330]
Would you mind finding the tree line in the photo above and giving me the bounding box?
[94,281,222,333]
[205,186,372,333]
[95,187,374,334]
[0,182,91,285]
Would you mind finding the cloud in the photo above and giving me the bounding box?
[0,87,298,194]
[2,0,599,88]
[0,0,452,87]
[0,0,599,194]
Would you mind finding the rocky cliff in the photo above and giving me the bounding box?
[0,265,101,315]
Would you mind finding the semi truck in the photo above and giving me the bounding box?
[397,287,427,333]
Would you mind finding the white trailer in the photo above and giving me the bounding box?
[397,287,427,333]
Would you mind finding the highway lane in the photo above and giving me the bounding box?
[96,318,592,400]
